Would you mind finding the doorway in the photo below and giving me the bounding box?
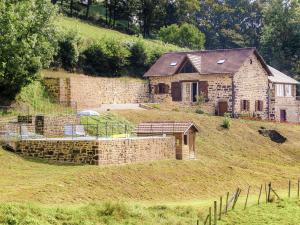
[280,109,287,122]
[218,101,228,116]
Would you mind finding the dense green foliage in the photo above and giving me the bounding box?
[54,0,300,80]
[158,23,205,49]
[261,0,300,77]
[0,0,58,99]
[54,30,81,71]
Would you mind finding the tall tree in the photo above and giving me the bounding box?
[261,0,300,77]
[196,0,263,49]
[0,0,58,99]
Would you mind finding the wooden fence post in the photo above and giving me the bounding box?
[225,192,229,214]
[288,180,291,198]
[214,201,217,225]
[297,179,300,198]
[209,207,212,225]
[264,183,268,203]
[267,182,271,203]
[219,196,222,220]
[258,184,262,205]
[244,186,250,210]
[232,188,241,210]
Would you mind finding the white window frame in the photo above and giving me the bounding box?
[285,84,292,97]
[276,84,284,97]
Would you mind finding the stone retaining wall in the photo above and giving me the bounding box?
[15,136,175,165]
[44,75,150,109]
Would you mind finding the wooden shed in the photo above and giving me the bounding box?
[135,122,199,160]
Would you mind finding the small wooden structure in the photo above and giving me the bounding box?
[136,121,199,160]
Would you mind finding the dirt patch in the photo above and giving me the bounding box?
[258,127,287,144]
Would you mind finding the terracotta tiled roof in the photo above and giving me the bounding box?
[268,66,299,84]
[135,122,200,134]
[144,48,272,77]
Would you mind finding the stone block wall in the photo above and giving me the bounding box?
[97,136,175,165]
[149,73,233,114]
[15,136,176,165]
[16,140,99,164]
[233,53,269,119]
[44,75,150,109]
[35,115,80,137]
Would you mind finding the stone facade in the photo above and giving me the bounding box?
[232,53,269,119]
[15,136,175,165]
[149,73,233,114]
[44,75,150,109]
[269,84,300,123]
[149,53,270,118]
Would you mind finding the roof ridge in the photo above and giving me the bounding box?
[163,47,256,55]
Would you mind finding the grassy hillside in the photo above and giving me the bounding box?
[220,199,300,225]
[57,17,183,53]
[1,110,300,204]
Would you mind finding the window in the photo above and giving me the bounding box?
[184,134,188,145]
[285,85,292,97]
[276,84,293,97]
[276,84,284,97]
[255,100,263,112]
[155,83,169,94]
[179,60,197,73]
[241,100,250,111]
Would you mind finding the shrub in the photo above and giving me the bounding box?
[195,108,204,114]
[222,116,231,129]
[79,38,130,76]
[158,23,205,49]
[152,104,161,109]
[54,30,81,71]
[130,41,147,68]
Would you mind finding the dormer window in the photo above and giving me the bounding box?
[217,59,225,64]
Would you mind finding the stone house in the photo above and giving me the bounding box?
[136,122,199,160]
[144,48,300,122]
[268,66,300,122]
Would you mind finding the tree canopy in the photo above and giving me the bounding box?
[0,0,58,99]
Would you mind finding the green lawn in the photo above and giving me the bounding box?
[220,199,300,225]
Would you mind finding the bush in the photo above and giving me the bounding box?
[222,115,231,129]
[79,38,130,76]
[158,23,205,49]
[195,108,204,114]
[130,41,147,68]
[54,30,81,71]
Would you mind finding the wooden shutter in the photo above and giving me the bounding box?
[259,101,264,111]
[154,85,159,94]
[241,100,244,111]
[255,101,258,111]
[246,100,250,111]
[171,82,182,101]
[165,84,170,94]
[198,81,208,98]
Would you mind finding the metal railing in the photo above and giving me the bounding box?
[0,122,136,142]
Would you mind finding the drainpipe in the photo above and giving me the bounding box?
[231,75,235,118]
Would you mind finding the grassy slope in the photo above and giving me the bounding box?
[1,110,300,205]
[57,17,183,52]
[220,199,300,225]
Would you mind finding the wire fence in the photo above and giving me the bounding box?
[197,179,300,225]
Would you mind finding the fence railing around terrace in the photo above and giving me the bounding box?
[0,101,77,117]
[0,122,136,142]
